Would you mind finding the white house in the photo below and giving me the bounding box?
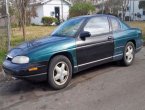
[119,0,145,21]
[30,0,72,25]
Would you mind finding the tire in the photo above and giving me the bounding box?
[121,42,135,66]
[48,55,72,90]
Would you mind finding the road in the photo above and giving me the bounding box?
[0,48,145,110]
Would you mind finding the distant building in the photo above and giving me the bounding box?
[30,0,72,25]
[84,0,145,21]
[118,0,145,21]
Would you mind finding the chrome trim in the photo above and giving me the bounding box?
[74,54,123,68]
[115,46,124,49]
[76,40,112,49]
[74,66,77,68]
[113,53,123,58]
[20,73,47,78]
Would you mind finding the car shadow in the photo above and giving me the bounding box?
[0,62,121,96]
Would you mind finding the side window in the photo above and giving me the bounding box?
[84,17,110,36]
[110,17,121,32]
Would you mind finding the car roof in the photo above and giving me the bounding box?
[72,14,117,19]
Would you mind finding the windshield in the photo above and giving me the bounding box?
[51,18,85,37]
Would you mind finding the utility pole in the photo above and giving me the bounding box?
[133,0,135,21]
[5,0,11,50]
[129,0,131,21]
[61,0,64,22]
[102,0,104,14]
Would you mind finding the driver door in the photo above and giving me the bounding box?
[76,16,114,71]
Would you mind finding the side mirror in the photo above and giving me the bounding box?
[80,31,91,39]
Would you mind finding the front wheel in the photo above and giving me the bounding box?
[121,42,135,66]
[48,55,72,90]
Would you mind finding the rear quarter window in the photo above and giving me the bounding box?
[110,17,121,32]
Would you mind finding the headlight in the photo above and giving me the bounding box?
[12,56,29,64]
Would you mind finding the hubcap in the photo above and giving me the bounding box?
[125,45,134,63]
[53,62,69,85]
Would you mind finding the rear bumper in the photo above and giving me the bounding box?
[2,60,48,82]
[136,46,143,53]
[136,39,144,53]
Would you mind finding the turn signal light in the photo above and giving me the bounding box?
[28,67,38,71]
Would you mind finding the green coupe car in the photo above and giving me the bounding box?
[3,14,143,89]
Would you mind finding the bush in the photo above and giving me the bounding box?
[41,17,58,26]
[69,2,95,18]
[31,23,37,26]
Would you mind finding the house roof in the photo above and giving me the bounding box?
[30,0,72,6]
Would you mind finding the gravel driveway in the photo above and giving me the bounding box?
[0,47,145,110]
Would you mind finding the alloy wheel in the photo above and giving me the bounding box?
[125,45,134,63]
[53,62,69,86]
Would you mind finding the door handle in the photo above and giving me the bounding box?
[108,36,112,40]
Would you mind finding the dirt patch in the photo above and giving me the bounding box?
[0,72,6,82]
[0,65,2,72]
[0,71,12,83]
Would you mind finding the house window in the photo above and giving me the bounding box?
[127,7,130,11]
[143,11,145,15]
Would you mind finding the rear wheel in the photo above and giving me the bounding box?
[121,42,135,66]
[48,55,72,90]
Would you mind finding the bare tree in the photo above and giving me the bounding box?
[121,0,129,20]
[13,0,37,41]
[0,0,6,16]
[97,0,129,18]
[14,0,28,40]
[104,0,122,15]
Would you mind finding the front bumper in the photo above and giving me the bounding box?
[2,60,48,82]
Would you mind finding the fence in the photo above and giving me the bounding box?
[0,15,8,51]
[0,0,10,52]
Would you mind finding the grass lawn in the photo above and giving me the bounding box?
[0,26,56,64]
[0,22,145,65]
[127,21,145,40]
[11,26,56,47]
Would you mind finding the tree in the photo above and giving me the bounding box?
[99,0,128,17]
[105,0,123,14]
[13,0,37,41]
[14,0,30,40]
[121,0,129,20]
[69,2,95,18]
[95,0,129,20]
[139,1,145,9]
[71,0,88,3]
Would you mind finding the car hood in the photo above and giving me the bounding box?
[8,36,74,57]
